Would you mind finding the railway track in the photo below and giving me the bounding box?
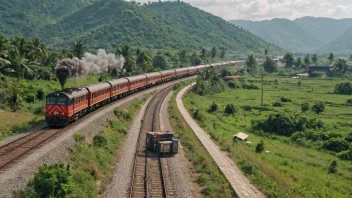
[129,86,176,198]
[0,125,63,171]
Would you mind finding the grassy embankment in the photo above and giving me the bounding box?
[168,81,237,198]
[69,95,149,197]
[0,75,100,141]
[183,76,352,197]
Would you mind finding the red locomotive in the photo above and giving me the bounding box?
[45,61,242,126]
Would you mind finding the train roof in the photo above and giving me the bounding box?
[107,78,129,86]
[175,68,189,72]
[84,82,111,92]
[144,72,161,78]
[160,69,176,75]
[47,88,88,99]
[125,75,147,82]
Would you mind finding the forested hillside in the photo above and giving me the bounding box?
[231,17,352,53]
[144,1,281,53]
[0,0,281,53]
[321,28,352,54]
[0,0,99,37]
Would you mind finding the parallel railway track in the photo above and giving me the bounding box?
[129,86,176,198]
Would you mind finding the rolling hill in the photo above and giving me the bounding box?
[0,0,282,53]
[230,17,352,54]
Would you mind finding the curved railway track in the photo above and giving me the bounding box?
[129,86,176,198]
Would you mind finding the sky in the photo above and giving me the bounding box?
[132,0,352,21]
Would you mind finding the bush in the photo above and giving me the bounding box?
[280,96,292,103]
[322,138,349,152]
[346,99,352,105]
[256,139,265,153]
[74,133,85,143]
[25,93,36,103]
[208,102,218,112]
[193,109,205,121]
[34,106,45,115]
[252,112,324,136]
[312,101,325,114]
[338,148,352,161]
[345,132,352,142]
[224,104,239,115]
[328,160,338,174]
[93,134,107,147]
[242,83,259,90]
[301,102,310,113]
[309,71,323,78]
[28,163,75,198]
[227,80,241,89]
[241,105,252,111]
[272,101,284,107]
[335,82,352,95]
[36,89,45,100]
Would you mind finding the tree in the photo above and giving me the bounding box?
[328,160,338,174]
[301,102,310,112]
[200,48,207,60]
[295,57,303,68]
[179,49,188,63]
[349,54,352,61]
[7,90,22,112]
[190,55,202,66]
[256,139,265,153]
[312,54,318,65]
[264,49,268,56]
[312,101,325,114]
[220,50,225,60]
[28,37,47,62]
[328,53,334,65]
[334,82,352,95]
[334,59,348,76]
[136,51,152,73]
[28,163,75,198]
[283,53,294,67]
[152,54,168,69]
[246,55,257,75]
[304,54,311,65]
[71,39,87,59]
[116,43,130,58]
[263,57,278,73]
[211,46,217,59]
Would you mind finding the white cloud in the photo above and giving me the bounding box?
[132,0,352,20]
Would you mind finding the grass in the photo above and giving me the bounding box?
[69,95,149,197]
[183,75,352,198]
[168,81,237,198]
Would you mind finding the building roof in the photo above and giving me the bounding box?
[223,76,241,80]
[233,132,248,141]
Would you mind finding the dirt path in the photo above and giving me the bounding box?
[176,84,265,198]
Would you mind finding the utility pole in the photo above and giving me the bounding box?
[261,67,264,106]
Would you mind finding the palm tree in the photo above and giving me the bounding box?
[116,43,130,58]
[28,37,47,62]
[137,51,152,73]
[328,53,334,65]
[71,39,88,59]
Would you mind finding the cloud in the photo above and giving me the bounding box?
[132,0,352,20]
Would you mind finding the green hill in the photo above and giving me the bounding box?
[231,17,352,53]
[0,0,282,53]
[320,28,352,54]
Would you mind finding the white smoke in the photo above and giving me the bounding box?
[55,49,125,78]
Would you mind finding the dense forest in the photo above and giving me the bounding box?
[0,0,282,53]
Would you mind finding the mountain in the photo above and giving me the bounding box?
[320,28,352,54]
[0,0,99,37]
[230,17,352,53]
[231,19,321,52]
[0,0,282,53]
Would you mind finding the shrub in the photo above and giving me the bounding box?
[74,133,85,143]
[242,83,259,90]
[241,160,258,175]
[36,89,45,100]
[256,139,265,153]
[322,138,349,152]
[193,109,205,121]
[241,105,252,111]
[328,160,338,174]
[208,102,218,112]
[34,106,45,115]
[298,81,302,87]
[309,71,323,78]
[93,134,107,147]
[25,93,36,103]
[272,101,284,107]
[28,163,75,198]
[346,99,352,105]
[224,104,239,115]
[338,148,352,161]
[301,102,310,113]
[345,132,352,142]
[312,101,325,114]
[252,112,324,136]
[280,96,292,103]
[227,80,241,89]
[335,82,352,95]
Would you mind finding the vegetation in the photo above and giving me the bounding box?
[335,82,352,95]
[14,96,148,197]
[184,75,352,197]
[192,67,226,96]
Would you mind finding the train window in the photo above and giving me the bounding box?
[57,97,67,105]
[47,98,56,105]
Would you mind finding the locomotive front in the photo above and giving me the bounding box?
[45,92,73,126]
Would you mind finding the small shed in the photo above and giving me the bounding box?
[233,132,249,141]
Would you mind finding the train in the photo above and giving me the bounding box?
[146,132,178,156]
[45,61,243,126]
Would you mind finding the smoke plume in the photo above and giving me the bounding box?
[55,49,125,79]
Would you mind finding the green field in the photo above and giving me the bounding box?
[183,76,352,197]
